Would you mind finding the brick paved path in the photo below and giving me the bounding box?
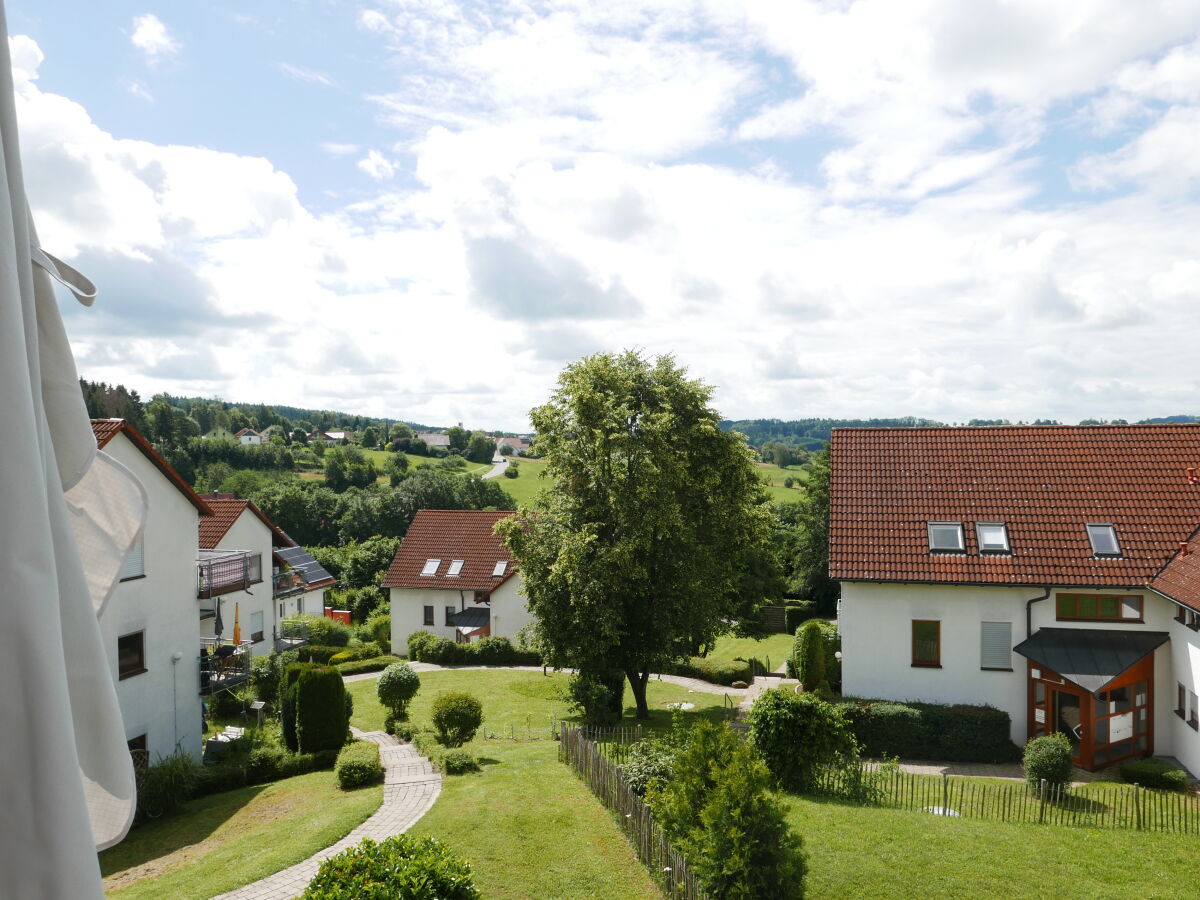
[209,730,440,900]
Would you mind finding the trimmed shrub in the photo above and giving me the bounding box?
[295,666,349,755]
[337,655,403,676]
[407,630,439,661]
[784,600,817,634]
[834,696,1020,764]
[297,645,347,664]
[281,662,316,752]
[295,614,352,648]
[136,752,201,820]
[393,722,415,742]
[749,688,859,792]
[1023,732,1073,792]
[672,657,751,686]
[1120,758,1189,791]
[328,644,384,666]
[649,720,806,900]
[406,631,540,666]
[419,636,464,665]
[378,662,421,728]
[301,835,480,900]
[246,746,288,784]
[431,691,483,747]
[793,619,839,692]
[565,671,624,726]
[617,738,676,796]
[473,636,515,664]
[441,750,480,775]
[336,741,383,789]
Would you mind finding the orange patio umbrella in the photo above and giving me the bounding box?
[232,602,242,644]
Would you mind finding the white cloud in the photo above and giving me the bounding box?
[126,80,154,103]
[356,150,397,181]
[277,62,336,88]
[321,142,359,156]
[130,14,180,66]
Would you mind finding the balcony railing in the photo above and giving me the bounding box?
[272,568,305,599]
[199,638,253,696]
[275,617,310,652]
[198,550,262,599]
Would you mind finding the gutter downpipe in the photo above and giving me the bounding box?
[1026,587,1051,639]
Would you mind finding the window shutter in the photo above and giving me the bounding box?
[120,537,145,580]
[980,621,1012,670]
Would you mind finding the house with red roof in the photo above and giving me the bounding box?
[382,510,529,651]
[233,427,263,446]
[91,419,209,761]
[830,424,1200,774]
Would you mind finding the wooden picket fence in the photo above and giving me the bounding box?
[811,764,1200,833]
[560,726,709,900]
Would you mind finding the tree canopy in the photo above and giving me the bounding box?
[498,351,781,719]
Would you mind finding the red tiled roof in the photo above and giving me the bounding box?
[829,425,1200,588]
[1149,536,1200,612]
[381,509,515,592]
[91,419,211,516]
[197,494,290,550]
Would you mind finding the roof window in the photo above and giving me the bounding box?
[447,559,464,576]
[492,560,507,577]
[421,558,441,576]
[1086,524,1121,557]
[927,522,965,553]
[976,523,1010,554]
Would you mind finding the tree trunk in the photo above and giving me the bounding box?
[627,669,651,720]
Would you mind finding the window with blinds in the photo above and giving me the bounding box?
[980,621,1012,671]
[119,536,145,581]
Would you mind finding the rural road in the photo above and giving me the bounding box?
[481,455,510,479]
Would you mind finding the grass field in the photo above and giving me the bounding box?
[705,631,794,672]
[785,793,1196,899]
[100,770,382,900]
[299,448,492,485]
[496,456,550,506]
[754,461,807,504]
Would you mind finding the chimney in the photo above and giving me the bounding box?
[1182,542,1191,558]
[1189,467,1198,484]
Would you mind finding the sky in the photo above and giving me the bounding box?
[9,1,1200,431]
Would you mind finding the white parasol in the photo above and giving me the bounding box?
[0,4,145,897]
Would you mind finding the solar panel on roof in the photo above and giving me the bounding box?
[275,545,334,585]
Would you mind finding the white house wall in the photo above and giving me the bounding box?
[213,512,276,657]
[390,576,530,653]
[1167,614,1200,777]
[840,581,1180,756]
[97,433,203,761]
[488,578,533,641]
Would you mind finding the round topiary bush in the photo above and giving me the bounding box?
[377,663,421,729]
[441,749,480,775]
[1023,732,1073,792]
[431,691,483,747]
[301,834,480,900]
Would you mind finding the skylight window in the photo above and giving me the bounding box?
[927,522,965,553]
[421,558,441,576]
[1087,524,1121,557]
[447,559,464,577]
[492,560,508,577]
[976,523,1010,554]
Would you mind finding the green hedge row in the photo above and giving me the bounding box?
[297,642,385,665]
[336,655,403,676]
[336,741,383,789]
[833,696,1020,763]
[1121,758,1190,791]
[671,657,751,686]
[407,632,541,666]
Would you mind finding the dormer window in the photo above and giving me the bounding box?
[421,558,441,576]
[1086,524,1121,557]
[492,560,507,577]
[927,522,965,553]
[447,559,464,577]
[976,523,1010,554]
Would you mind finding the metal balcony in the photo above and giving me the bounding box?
[197,549,262,599]
[198,637,253,696]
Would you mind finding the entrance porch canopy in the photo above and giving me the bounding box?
[1013,627,1169,694]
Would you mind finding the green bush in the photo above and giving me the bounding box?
[366,612,392,650]
[649,720,806,900]
[565,671,624,726]
[834,696,1020,764]
[793,619,839,692]
[420,636,464,665]
[328,644,384,666]
[473,636,514,664]
[135,753,201,821]
[749,688,859,792]
[441,749,480,775]
[336,741,383,789]
[207,687,248,719]
[246,746,288,783]
[672,657,751,686]
[300,835,480,900]
[281,662,316,752]
[431,691,483,747]
[617,738,676,796]
[407,630,438,661]
[295,666,349,755]
[393,722,415,741]
[1023,733,1073,792]
[406,631,540,666]
[783,601,817,634]
[1120,758,1189,791]
[337,655,403,676]
[295,614,352,647]
[378,662,421,726]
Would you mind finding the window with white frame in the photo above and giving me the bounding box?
[120,536,145,581]
[980,621,1012,670]
[975,523,1010,554]
[1086,523,1121,557]
[250,611,264,643]
[492,560,508,576]
[421,558,441,576]
[927,522,964,553]
[447,559,464,576]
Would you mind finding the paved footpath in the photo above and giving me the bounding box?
[210,730,440,900]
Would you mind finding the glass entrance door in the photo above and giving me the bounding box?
[1053,690,1083,761]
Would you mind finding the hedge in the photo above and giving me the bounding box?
[783,600,817,634]
[336,655,403,676]
[406,631,541,667]
[336,741,384,789]
[295,666,349,755]
[671,657,751,686]
[1120,758,1190,791]
[833,696,1020,763]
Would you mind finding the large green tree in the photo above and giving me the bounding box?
[775,446,838,615]
[498,351,781,719]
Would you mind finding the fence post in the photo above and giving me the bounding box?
[942,773,948,813]
[1038,779,1047,824]
[1134,785,1142,831]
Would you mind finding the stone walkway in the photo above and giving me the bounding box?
[210,730,440,900]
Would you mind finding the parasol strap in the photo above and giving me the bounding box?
[31,243,97,306]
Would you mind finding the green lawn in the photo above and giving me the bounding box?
[705,631,795,672]
[410,740,660,899]
[100,770,381,900]
[786,793,1196,899]
[299,449,492,485]
[754,461,807,504]
[346,668,730,738]
[496,456,549,507]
